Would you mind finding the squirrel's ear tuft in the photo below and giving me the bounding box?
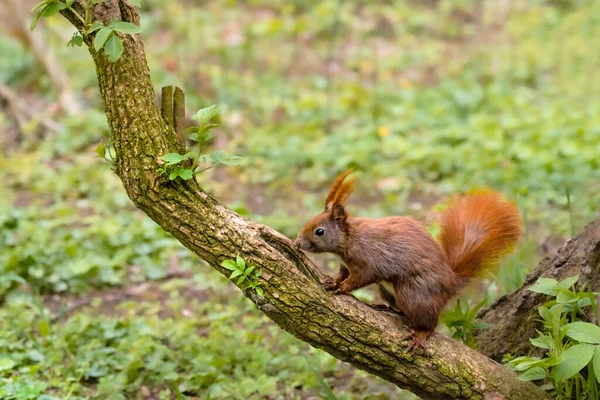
[324,170,357,210]
[331,204,347,222]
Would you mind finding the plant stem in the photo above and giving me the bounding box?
[194,165,214,175]
[67,6,86,26]
[192,142,206,171]
[84,0,91,26]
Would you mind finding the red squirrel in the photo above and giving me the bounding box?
[294,170,521,351]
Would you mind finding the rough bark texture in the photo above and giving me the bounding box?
[59,2,547,399]
[476,217,600,361]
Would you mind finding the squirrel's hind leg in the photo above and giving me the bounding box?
[402,329,431,354]
[369,282,401,312]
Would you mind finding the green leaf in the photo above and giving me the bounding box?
[218,155,242,166]
[178,169,193,180]
[38,320,51,337]
[508,356,537,365]
[529,278,560,296]
[161,153,184,165]
[236,276,246,285]
[191,105,220,125]
[86,21,105,34]
[530,334,554,350]
[105,34,123,62]
[540,353,566,368]
[67,33,83,47]
[41,2,67,17]
[517,366,546,381]
[578,296,592,309]
[538,307,553,324]
[0,357,16,371]
[210,150,226,164]
[565,322,600,344]
[559,275,579,289]
[221,260,238,271]
[168,171,178,180]
[200,130,217,141]
[552,344,594,382]
[192,154,210,167]
[94,27,113,51]
[4,273,26,284]
[256,287,264,297]
[236,256,246,270]
[593,346,600,383]
[32,0,51,13]
[556,289,578,304]
[109,21,141,34]
[245,266,255,275]
[31,10,44,30]
[514,359,543,371]
[230,270,242,279]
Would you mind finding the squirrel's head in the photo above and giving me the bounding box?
[294,170,356,254]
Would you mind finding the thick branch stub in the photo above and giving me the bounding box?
[173,86,185,145]
[161,85,174,128]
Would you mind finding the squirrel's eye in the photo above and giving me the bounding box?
[315,228,325,236]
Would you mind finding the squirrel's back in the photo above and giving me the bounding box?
[439,192,521,282]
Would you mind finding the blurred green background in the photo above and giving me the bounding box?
[1,0,599,398]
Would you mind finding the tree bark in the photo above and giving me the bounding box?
[59,1,546,398]
[475,217,600,361]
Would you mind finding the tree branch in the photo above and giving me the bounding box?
[58,1,546,398]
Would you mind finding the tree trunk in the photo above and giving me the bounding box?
[58,1,547,398]
[475,217,600,361]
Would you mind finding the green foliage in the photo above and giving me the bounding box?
[94,138,116,166]
[506,275,600,399]
[0,205,188,299]
[221,256,263,297]
[67,32,84,47]
[87,20,140,62]
[0,288,379,399]
[31,0,70,31]
[32,0,139,62]
[158,105,241,181]
[6,0,600,398]
[440,298,493,349]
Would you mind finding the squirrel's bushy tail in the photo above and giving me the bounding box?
[439,192,522,281]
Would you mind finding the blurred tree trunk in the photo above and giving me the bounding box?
[56,1,550,399]
[475,217,600,360]
[3,0,81,115]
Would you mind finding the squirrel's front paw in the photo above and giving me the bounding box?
[322,276,339,291]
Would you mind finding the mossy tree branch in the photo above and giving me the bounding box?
[58,1,546,398]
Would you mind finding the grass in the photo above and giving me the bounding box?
[0,0,599,398]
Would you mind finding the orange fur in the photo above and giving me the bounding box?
[439,192,522,281]
[324,170,355,209]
